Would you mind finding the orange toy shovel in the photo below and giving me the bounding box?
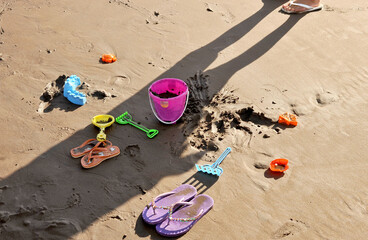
[270,158,289,173]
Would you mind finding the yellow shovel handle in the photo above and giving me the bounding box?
[97,128,106,141]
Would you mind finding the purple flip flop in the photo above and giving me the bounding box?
[155,194,214,237]
[142,184,197,225]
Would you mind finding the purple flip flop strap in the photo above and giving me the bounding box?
[168,201,204,222]
[155,194,214,237]
[147,192,185,214]
[143,184,198,225]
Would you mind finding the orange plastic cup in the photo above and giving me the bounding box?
[101,54,117,63]
[278,113,297,126]
[270,158,289,172]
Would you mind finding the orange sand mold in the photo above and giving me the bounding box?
[270,158,289,172]
[101,54,117,63]
[278,113,297,126]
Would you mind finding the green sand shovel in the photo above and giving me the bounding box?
[116,111,159,139]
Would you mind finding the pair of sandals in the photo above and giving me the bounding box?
[142,184,214,237]
[281,1,323,14]
[70,139,120,168]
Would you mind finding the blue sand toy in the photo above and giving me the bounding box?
[63,75,86,105]
[195,147,231,176]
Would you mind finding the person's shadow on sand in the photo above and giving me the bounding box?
[0,1,304,239]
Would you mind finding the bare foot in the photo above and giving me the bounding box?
[282,0,321,13]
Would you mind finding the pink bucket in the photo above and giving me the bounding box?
[148,78,189,124]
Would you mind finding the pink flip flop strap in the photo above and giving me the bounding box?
[96,140,112,148]
[84,145,116,164]
[79,140,112,154]
[168,201,204,222]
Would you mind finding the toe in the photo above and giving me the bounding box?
[282,3,306,13]
[282,2,292,11]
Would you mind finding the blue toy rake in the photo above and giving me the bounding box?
[195,147,231,176]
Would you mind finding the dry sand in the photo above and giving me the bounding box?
[1,0,368,239]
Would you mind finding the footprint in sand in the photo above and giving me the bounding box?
[316,91,339,106]
[289,90,338,115]
[0,210,10,223]
[66,193,81,208]
[253,161,269,170]
[124,145,145,172]
[324,5,368,13]
[290,102,315,116]
[124,145,140,157]
[31,218,82,236]
[107,75,137,96]
[323,5,347,13]
[272,219,309,239]
[108,0,133,8]
[108,75,131,87]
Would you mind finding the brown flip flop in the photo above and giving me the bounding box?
[80,146,120,168]
[70,139,112,158]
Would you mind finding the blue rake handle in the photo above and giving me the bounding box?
[211,147,231,168]
[195,147,231,176]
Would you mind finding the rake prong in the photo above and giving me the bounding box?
[122,112,132,121]
[213,167,223,176]
[195,164,202,171]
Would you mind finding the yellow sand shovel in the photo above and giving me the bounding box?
[92,114,115,141]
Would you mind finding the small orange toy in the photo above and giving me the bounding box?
[270,158,289,173]
[278,112,297,126]
[101,54,117,63]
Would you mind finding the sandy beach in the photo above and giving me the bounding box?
[1,0,368,239]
